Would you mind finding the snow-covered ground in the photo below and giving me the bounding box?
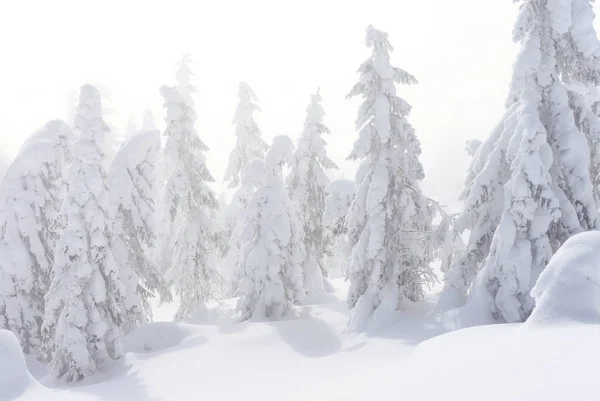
[3,276,600,401]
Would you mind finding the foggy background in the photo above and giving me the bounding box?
[0,0,556,210]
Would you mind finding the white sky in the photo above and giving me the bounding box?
[1,0,576,209]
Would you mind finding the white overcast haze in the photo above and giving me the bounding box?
[2,0,584,210]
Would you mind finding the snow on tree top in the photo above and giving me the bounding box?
[241,158,267,188]
[238,82,259,104]
[111,129,160,172]
[3,120,73,181]
[266,135,295,172]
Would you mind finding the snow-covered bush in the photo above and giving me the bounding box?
[287,89,338,292]
[0,120,74,355]
[345,26,435,328]
[42,85,125,381]
[110,129,172,331]
[528,231,600,326]
[238,136,306,320]
[445,0,600,323]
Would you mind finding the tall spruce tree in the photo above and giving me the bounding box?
[287,89,338,293]
[159,76,219,321]
[442,0,600,322]
[346,26,435,330]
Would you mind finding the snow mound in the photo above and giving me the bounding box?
[340,323,600,401]
[0,330,34,400]
[241,158,267,188]
[123,322,200,353]
[528,231,600,326]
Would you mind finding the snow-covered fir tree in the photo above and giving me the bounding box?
[238,136,306,320]
[323,179,355,278]
[159,83,220,322]
[156,55,200,275]
[221,158,267,296]
[287,89,338,292]
[42,85,126,381]
[345,26,435,329]
[0,120,74,355]
[443,0,600,322]
[223,82,268,189]
[110,129,172,330]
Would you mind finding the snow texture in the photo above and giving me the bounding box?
[0,120,74,356]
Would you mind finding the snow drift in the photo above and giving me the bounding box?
[528,231,600,325]
[0,330,34,400]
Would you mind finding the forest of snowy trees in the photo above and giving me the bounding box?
[2,0,600,385]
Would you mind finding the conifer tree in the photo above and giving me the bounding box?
[0,120,74,355]
[287,89,338,292]
[224,82,268,189]
[346,26,435,330]
[159,77,219,321]
[443,0,600,322]
[110,129,172,330]
[238,136,306,320]
[42,85,125,381]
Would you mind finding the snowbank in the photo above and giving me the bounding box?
[528,231,600,325]
[339,322,600,401]
[0,330,33,400]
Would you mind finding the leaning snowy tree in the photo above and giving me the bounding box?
[287,89,338,293]
[42,85,126,381]
[237,136,306,321]
[160,83,220,322]
[110,129,172,331]
[441,0,600,323]
[345,26,435,330]
[224,82,268,189]
[0,120,74,355]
